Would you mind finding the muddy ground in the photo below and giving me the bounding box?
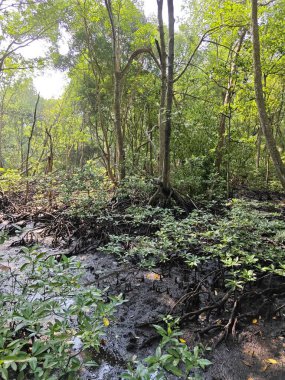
[78,250,285,380]
[0,204,285,380]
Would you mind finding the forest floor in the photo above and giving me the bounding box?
[0,189,285,379]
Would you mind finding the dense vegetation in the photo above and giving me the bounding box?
[1,0,285,193]
[0,0,285,379]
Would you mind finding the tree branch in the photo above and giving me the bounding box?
[121,47,161,76]
[173,24,247,83]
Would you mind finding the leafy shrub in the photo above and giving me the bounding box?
[0,245,122,379]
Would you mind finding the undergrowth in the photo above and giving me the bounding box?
[0,245,123,379]
[122,316,211,380]
[101,199,285,290]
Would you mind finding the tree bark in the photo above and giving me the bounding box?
[105,0,125,181]
[161,0,174,191]
[251,0,285,189]
[157,0,167,176]
[215,29,246,172]
[25,94,40,177]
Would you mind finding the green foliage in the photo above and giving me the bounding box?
[122,316,211,380]
[0,169,22,193]
[0,245,122,379]
[205,199,285,289]
[101,199,285,290]
[59,162,112,217]
[115,177,153,203]
[0,0,285,190]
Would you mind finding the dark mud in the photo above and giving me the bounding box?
[77,250,285,380]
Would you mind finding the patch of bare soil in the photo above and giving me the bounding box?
[204,322,285,380]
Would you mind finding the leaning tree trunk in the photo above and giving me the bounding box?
[251,0,285,189]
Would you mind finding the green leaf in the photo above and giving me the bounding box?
[0,354,31,364]
[164,363,183,377]
[29,357,38,371]
[0,367,8,380]
[32,341,49,356]
[198,358,212,368]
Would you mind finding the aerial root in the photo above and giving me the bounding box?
[149,185,197,212]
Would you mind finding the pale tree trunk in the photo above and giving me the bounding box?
[215,29,246,172]
[251,0,285,189]
[105,0,125,181]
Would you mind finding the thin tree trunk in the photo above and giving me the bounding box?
[162,0,174,190]
[45,128,53,207]
[105,1,159,181]
[157,0,167,176]
[25,94,40,177]
[149,0,195,211]
[251,0,285,189]
[256,127,261,169]
[105,0,125,181]
[25,94,40,203]
[215,29,246,172]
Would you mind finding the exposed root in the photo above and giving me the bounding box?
[214,300,238,347]
[149,183,197,212]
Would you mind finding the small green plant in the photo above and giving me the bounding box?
[122,316,211,380]
[0,245,123,379]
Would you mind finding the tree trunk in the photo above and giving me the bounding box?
[161,0,174,191]
[25,94,40,177]
[251,0,285,189]
[105,1,159,182]
[256,127,261,169]
[114,71,125,181]
[25,94,40,203]
[157,0,167,177]
[105,0,125,181]
[215,29,246,172]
